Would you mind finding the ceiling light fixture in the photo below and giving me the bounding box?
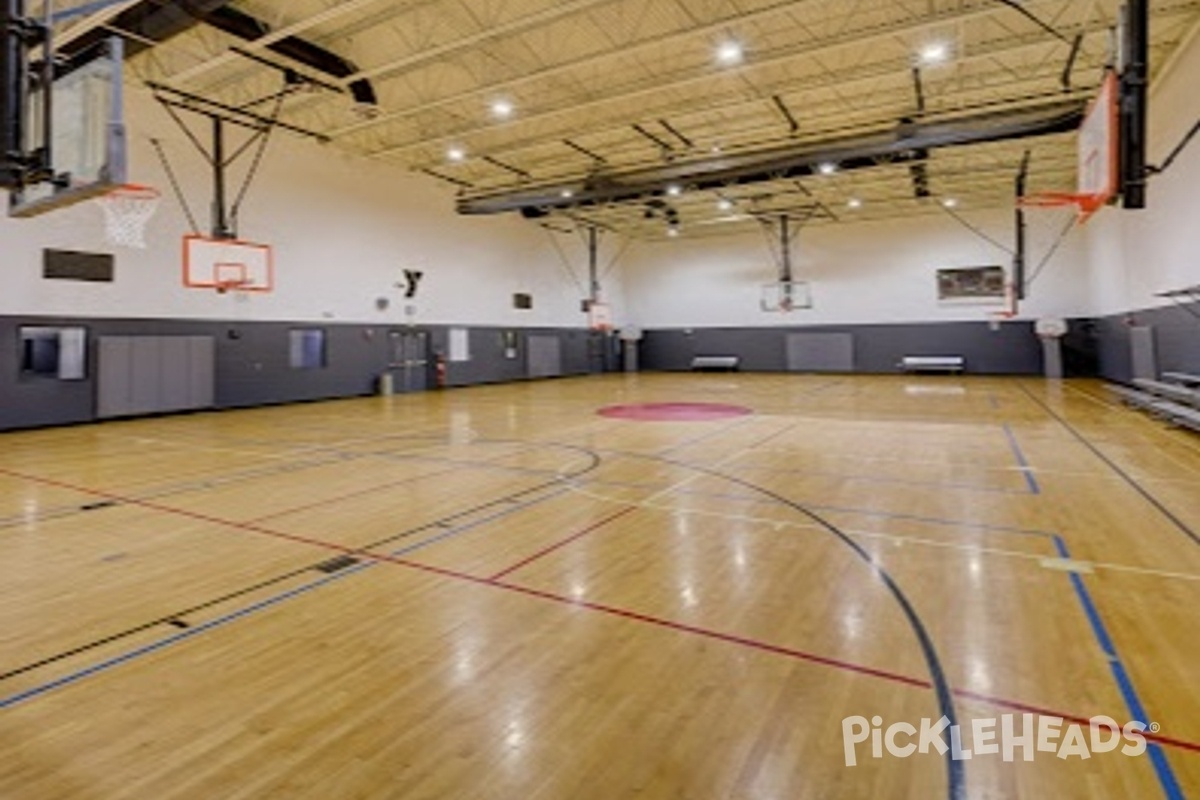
[848,198,863,210]
[817,162,838,176]
[490,99,515,119]
[446,146,467,162]
[666,184,683,197]
[716,40,744,65]
[717,198,734,211]
[920,43,949,65]
[560,189,574,199]
[942,197,959,209]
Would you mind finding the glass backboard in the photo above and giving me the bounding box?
[8,36,126,217]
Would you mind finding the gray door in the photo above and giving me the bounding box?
[1130,326,1158,381]
[390,331,429,393]
[97,336,216,419]
[527,335,563,378]
[96,337,134,419]
[786,333,855,373]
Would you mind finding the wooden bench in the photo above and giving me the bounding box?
[899,356,965,374]
[691,356,740,372]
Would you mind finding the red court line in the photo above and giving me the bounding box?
[3,464,1198,755]
[487,507,637,581]
[954,689,1200,755]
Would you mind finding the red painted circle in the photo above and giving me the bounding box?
[597,402,754,422]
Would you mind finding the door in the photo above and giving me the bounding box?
[527,335,563,379]
[1129,326,1157,381]
[390,330,430,393]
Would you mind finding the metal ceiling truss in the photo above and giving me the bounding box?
[53,0,1200,237]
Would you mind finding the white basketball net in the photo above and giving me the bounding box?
[97,185,161,249]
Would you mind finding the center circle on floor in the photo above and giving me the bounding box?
[597,402,754,422]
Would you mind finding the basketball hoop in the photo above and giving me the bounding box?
[986,282,1019,330]
[1017,192,1105,223]
[214,278,251,295]
[96,184,161,248]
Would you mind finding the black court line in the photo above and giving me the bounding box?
[0,443,602,684]
[1018,383,1200,547]
[556,436,967,800]
[0,437,545,534]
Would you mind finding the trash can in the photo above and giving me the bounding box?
[378,372,394,396]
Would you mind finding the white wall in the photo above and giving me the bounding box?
[1088,19,1200,317]
[623,20,1200,330]
[5,24,1196,332]
[0,87,627,328]
[622,209,1091,327]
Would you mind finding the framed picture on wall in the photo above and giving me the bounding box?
[936,266,1007,304]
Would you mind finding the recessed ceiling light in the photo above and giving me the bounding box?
[490,99,514,119]
[920,43,949,65]
[446,146,467,162]
[560,189,574,199]
[666,184,683,197]
[942,197,959,208]
[667,227,680,237]
[848,198,863,209]
[717,198,734,211]
[711,144,724,154]
[817,162,838,176]
[716,40,744,65]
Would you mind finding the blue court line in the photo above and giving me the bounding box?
[386,488,569,558]
[0,562,375,710]
[1053,536,1184,800]
[0,488,569,710]
[1002,424,1041,495]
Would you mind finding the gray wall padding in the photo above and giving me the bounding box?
[642,321,1043,375]
[786,333,855,372]
[0,316,610,431]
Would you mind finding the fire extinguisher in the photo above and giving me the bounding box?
[435,352,447,388]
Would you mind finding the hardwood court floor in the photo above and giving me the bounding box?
[1,374,1197,799]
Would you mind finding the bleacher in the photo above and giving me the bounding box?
[1110,373,1200,433]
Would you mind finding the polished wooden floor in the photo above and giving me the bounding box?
[1,374,1198,799]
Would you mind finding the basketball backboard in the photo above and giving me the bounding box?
[7,36,128,218]
[1077,70,1119,213]
[761,281,813,312]
[1019,70,1118,222]
[184,235,274,293]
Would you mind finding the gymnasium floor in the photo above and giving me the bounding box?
[1,373,1197,799]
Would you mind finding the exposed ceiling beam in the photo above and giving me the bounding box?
[165,0,393,84]
[328,0,819,138]
[371,13,1118,164]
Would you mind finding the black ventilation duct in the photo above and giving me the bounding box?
[61,0,234,62]
[59,1,377,109]
[203,6,377,108]
[458,99,1087,216]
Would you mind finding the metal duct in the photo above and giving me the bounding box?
[60,0,234,62]
[203,6,377,108]
[460,99,1087,217]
